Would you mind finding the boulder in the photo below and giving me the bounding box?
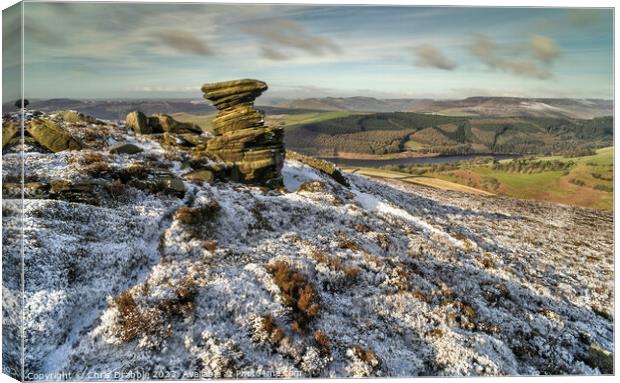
[157,177,185,196]
[109,143,143,155]
[149,114,202,134]
[26,118,83,152]
[287,151,349,187]
[2,121,18,149]
[125,111,151,134]
[60,110,99,124]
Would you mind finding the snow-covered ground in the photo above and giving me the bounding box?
[2,114,613,379]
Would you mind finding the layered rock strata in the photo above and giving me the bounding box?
[201,79,285,188]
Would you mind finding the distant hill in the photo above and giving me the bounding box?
[275,96,425,113]
[2,98,217,120]
[276,96,613,119]
[2,98,318,121]
[5,96,611,121]
[284,112,613,157]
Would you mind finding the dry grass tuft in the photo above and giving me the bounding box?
[338,233,360,252]
[111,277,198,344]
[175,201,220,226]
[313,330,332,356]
[84,161,113,178]
[112,292,142,342]
[267,261,320,332]
[111,291,165,343]
[297,180,327,193]
[261,315,285,345]
[351,345,381,368]
[202,240,218,252]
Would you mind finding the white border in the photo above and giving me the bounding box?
[0,1,616,383]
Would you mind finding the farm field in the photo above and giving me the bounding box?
[381,147,613,210]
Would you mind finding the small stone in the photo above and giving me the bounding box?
[157,177,185,196]
[109,143,143,155]
[184,170,215,183]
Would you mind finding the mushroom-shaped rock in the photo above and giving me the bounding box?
[201,78,284,188]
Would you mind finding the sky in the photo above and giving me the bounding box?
[2,2,614,101]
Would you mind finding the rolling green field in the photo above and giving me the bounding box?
[385,147,613,210]
[271,111,363,126]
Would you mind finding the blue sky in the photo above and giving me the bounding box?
[2,3,614,101]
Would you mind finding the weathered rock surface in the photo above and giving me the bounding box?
[150,113,202,134]
[26,118,83,152]
[202,79,285,188]
[287,151,349,186]
[125,111,201,136]
[183,169,215,183]
[125,111,151,134]
[60,110,99,124]
[2,121,18,149]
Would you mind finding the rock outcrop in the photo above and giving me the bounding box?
[60,110,100,124]
[125,111,151,134]
[125,111,201,135]
[202,79,285,188]
[2,121,18,149]
[26,118,83,152]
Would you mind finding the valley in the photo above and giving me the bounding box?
[4,96,613,210]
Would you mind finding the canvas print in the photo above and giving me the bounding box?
[1,1,614,380]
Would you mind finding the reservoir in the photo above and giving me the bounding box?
[320,154,520,168]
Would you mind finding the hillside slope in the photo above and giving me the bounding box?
[2,112,613,378]
[285,113,613,157]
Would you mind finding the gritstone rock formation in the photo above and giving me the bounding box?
[125,111,202,135]
[202,79,285,188]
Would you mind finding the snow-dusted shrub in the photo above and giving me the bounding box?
[300,346,331,376]
[174,201,220,226]
[312,330,332,357]
[109,291,165,343]
[266,261,320,332]
[337,232,360,251]
[251,314,285,346]
[346,345,383,377]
